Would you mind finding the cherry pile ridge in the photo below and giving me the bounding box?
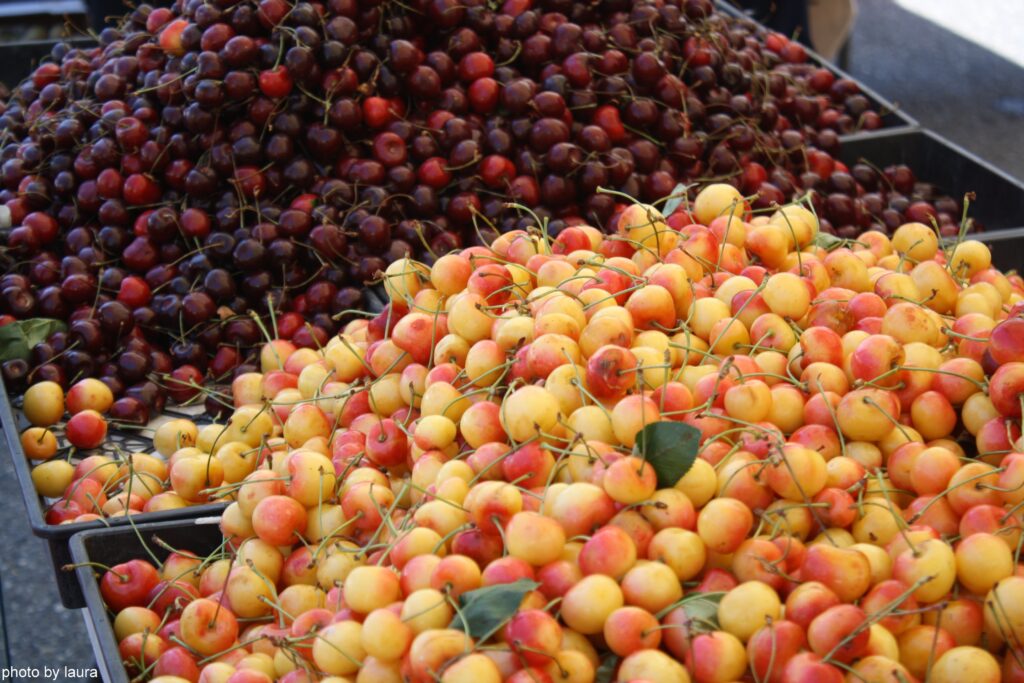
[78,185,1024,683]
[0,0,980,405]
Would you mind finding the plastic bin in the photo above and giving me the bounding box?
[972,227,1024,274]
[0,269,383,608]
[0,36,93,87]
[715,0,917,134]
[0,377,227,609]
[839,128,1024,235]
[69,518,225,683]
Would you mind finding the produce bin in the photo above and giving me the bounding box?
[70,518,225,683]
[715,0,917,134]
[0,267,383,609]
[0,378,227,609]
[839,128,1024,238]
[0,36,93,87]
[972,227,1024,274]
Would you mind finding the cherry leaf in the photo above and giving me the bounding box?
[451,578,540,641]
[657,591,726,634]
[0,318,66,363]
[663,183,690,216]
[812,231,847,251]
[680,591,726,630]
[632,421,701,488]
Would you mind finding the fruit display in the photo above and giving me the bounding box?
[0,0,980,404]
[76,183,1024,683]
[12,373,235,523]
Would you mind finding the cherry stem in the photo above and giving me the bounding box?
[63,561,126,581]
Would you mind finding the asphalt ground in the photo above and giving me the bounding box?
[846,0,1024,180]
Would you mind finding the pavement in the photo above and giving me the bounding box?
[0,447,96,679]
[846,0,1024,180]
[0,1,1023,681]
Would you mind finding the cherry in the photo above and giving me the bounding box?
[179,208,210,239]
[458,52,495,81]
[97,301,133,337]
[167,365,204,403]
[363,96,399,128]
[373,132,408,167]
[100,560,161,612]
[123,174,161,205]
[181,292,216,327]
[115,117,148,151]
[208,347,240,379]
[480,155,516,187]
[417,157,451,188]
[126,380,167,414]
[23,212,59,244]
[46,500,84,525]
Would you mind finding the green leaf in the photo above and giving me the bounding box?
[0,318,66,362]
[633,421,701,488]
[681,591,725,630]
[451,578,540,641]
[595,654,620,683]
[656,591,726,633]
[662,183,689,216]
[21,318,66,347]
[812,231,846,251]
[0,326,30,364]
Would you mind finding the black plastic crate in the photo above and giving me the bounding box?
[839,128,1024,235]
[0,377,227,609]
[0,0,85,19]
[971,227,1024,274]
[0,283,385,609]
[70,518,225,683]
[715,0,917,134]
[808,57,918,136]
[0,36,93,88]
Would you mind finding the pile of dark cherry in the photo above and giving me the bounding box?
[0,0,975,417]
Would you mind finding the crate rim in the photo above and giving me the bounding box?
[0,374,226,541]
[0,281,384,543]
[973,226,1024,242]
[839,127,1024,196]
[0,36,94,49]
[69,517,223,683]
